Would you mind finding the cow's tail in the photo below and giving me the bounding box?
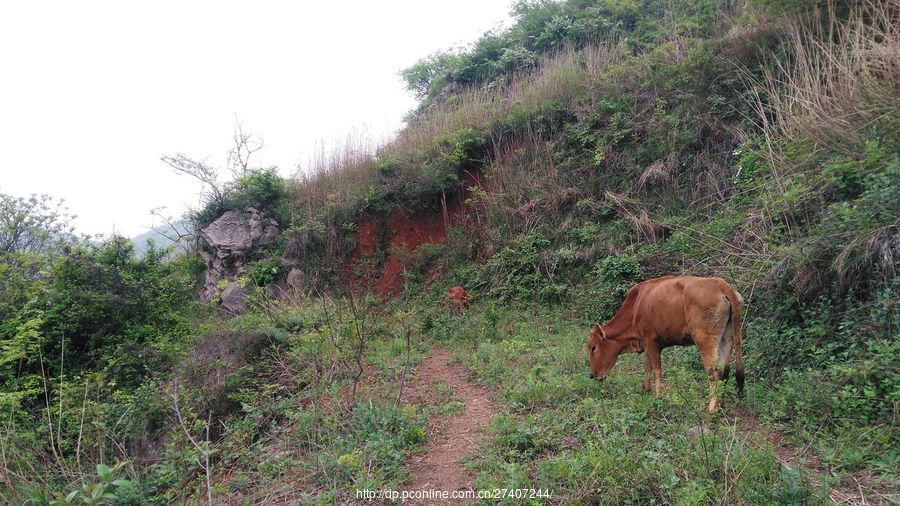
[728,290,746,397]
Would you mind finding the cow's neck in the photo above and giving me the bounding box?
[602,312,635,341]
[602,288,640,341]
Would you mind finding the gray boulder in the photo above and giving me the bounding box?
[286,268,305,293]
[199,207,279,305]
[220,281,249,315]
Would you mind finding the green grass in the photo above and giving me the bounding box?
[3,1,898,504]
[427,304,876,505]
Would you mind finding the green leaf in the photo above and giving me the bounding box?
[96,463,112,481]
[111,479,131,487]
[66,490,79,502]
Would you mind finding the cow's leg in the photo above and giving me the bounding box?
[690,297,732,413]
[645,342,663,396]
[699,344,721,413]
[717,330,734,407]
[643,354,652,392]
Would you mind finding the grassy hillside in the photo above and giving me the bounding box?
[1,0,897,504]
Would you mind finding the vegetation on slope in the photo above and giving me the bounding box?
[0,0,897,504]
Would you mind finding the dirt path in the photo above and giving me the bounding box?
[401,348,496,503]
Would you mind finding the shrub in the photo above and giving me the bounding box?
[399,51,464,100]
[193,168,287,228]
[579,254,644,323]
[232,168,285,210]
[777,142,899,299]
[431,127,487,172]
[247,258,284,287]
[480,226,574,303]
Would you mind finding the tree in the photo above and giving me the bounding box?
[400,51,463,100]
[0,193,74,254]
[160,120,273,231]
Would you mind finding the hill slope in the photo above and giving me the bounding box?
[1,0,897,504]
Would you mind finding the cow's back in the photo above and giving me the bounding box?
[634,276,732,344]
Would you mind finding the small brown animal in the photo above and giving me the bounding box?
[587,275,744,413]
[447,286,469,314]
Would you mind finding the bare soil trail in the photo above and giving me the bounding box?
[401,347,496,503]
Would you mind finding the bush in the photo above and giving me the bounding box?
[11,237,196,379]
[579,254,644,323]
[480,226,574,303]
[777,142,899,299]
[247,258,284,287]
[399,51,464,100]
[193,168,287,228]
[402,0,724,108]
[232,168,286,211]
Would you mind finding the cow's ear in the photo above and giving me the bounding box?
[621,339,644,354]
[594,323,605,341]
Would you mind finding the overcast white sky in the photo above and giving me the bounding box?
[0,1,513,237]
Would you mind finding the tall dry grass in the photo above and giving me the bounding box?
[392,44,623,244]
[481,129,570,233]
[383,43,622,161]
[740,0,900,296]
[286,43,623,232]
[752,0,899,157]
[291,132,381,211]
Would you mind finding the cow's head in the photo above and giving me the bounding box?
[587,323,642,380]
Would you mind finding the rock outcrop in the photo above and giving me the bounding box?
[219,281,249,315]
[199,207,279,311]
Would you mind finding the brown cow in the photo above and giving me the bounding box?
[587,276,744,413]
[447,286,469,314]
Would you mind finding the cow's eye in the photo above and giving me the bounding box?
[590,345,596,353]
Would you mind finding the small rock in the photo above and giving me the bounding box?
[286,268,305,293]
[220,281,248,315]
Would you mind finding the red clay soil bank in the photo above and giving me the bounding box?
[374,208,447,296]
[348,171,488,298]
[347,217,381,290]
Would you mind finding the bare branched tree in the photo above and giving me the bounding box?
[395,309,413,407]
[149,206,195,245]
[159,118,265,231]
[345,289,367,406]
[227,119,264,178]
[160,154,224,205]
[169,385,213,506]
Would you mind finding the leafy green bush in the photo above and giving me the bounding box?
[0,237,194,384]
[399,51,464,100]
[402,0,724,107]
[579,254,644,323]
[773,142,899,299]
[47,461,135,506]
[232,168,286,211]
[247,258,284,287]
[193,168,287,228]
[479,226,574,303]
[432,128,486,170]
